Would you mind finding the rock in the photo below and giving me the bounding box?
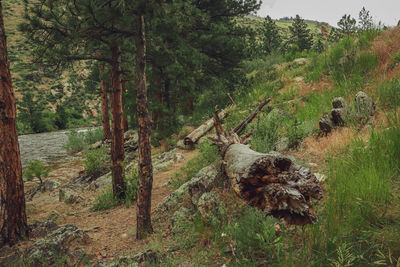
[153,149,185,173]
[94,250,164,267]
[292,58,308,67]
[24,225,89,266]
[355,91,375,116]
[319,114,333,135]
[332,97,347,109]
[29,220,59,239]
[59,187,84,204]
[197,192,218,221]
[294,76,304,82]
[43,179,61,192]
[172,207,192,228]
[275,137,289,152]
[156,165,219,212]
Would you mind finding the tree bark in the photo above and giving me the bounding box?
[100,64,111,140]
[136,14,154,239]
[110,45,126,200]
[0,2,29,246]
[121,80,129,133]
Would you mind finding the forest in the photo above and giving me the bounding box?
[1,0,400,266]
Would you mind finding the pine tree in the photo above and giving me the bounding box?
[21,0,132,199]
[289,15,313,52]
[261,16,281,55]
[338,14,357,36]
[0,0,29,246]
[358,7,374,31]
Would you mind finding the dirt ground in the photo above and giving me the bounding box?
[24,148,198,264]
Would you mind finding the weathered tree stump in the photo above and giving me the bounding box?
[210,99,323,225]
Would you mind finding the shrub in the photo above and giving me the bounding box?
[227,207,284,264]
[250,110,282,153]
[64,128,103,153]
[91,169,139,211]
[63,130,86,153]
[83,147,108,178]
[83,128,103,145]
[23,160,50,185]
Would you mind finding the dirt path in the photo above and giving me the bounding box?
[26,148,198,263]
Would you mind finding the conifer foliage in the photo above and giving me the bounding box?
[289,15,313,52]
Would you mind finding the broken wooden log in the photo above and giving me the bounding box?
[184,108,230,147]
[211,101,323,225]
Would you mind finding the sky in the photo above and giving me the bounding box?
[257,0,400,27]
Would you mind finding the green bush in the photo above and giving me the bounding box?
[91,169,139,211]
[83,147,108,178]
[64,128,103,153]
[378,79,400,109]
[227,207,284,264]
[63,130,87,153]
[23,160,50,185]
[250,110,282,153]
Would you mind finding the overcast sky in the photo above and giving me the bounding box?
[257,0,400,27]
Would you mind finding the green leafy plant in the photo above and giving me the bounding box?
[23,160,51,185]
[83,147,108,178]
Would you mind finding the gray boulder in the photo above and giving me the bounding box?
[355,91,375,116]
[24,225,89,266]
[156,165,218,212]
[59,187,84,204]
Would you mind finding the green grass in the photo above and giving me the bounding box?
[90,168,139,211]
[290,115,400,266]
[377,79,400,110]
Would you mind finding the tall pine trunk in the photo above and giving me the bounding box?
[136,14,154,239]
[100,64,111,140]
[0,2,29,246]
[110,45,126,200]
[121,81,129,133]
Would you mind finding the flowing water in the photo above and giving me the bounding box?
[18,128,90,168]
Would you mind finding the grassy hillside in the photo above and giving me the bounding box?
[4,1,100,133]
[156,27,400,266]
[237,15,327,37]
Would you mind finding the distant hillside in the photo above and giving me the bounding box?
[3,1,100,133]
[237,15,330,38]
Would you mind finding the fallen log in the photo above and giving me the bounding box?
[184,108,230,147]
[211,102,322,225]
